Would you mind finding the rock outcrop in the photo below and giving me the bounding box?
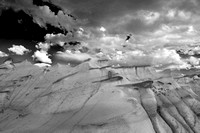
[0,60,200,133]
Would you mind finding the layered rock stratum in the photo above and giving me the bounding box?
[1,60,200,133]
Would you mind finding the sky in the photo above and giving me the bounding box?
[0,0,200,69]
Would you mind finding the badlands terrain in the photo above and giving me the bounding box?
[0,60,200,133]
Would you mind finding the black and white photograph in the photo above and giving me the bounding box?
[1,0,200,132]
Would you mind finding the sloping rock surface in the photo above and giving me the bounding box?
[0,61,200,133]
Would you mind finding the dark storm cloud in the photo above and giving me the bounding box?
[53,0,163,22]
[32,0,62,15]
[51,0,164,34]
[1,0,200,46]
[0,0,81,42]
[2,0,199,37]
[107,17,160,35]
[0,0,77,31]
[0,8,66,41]
[50,0,200,37]
[168,0,200,13]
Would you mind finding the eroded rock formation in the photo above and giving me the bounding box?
[0,60,200,133]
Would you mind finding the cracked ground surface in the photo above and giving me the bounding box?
[1,60,200,133]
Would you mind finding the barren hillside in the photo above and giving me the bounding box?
[0,60,200,133]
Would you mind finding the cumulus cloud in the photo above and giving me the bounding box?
[2,0,200,45]
[33,5,76,30]
[55,51,91,65]
[36,42,51,51]
[0,51,8,57]
[106,50,152,67]
[166,9,176,19]
[3,0,200,68]
[151,48,185,65]
[187,56,199,66]
[41,31,136,57]
[44,33,79,44]
[32,50,52,64]
[99,27,106,32]
[51,0,200,44]
[101,48,192,69]
[82,34,135,54]
[0,0,78,32]
[143,22,200,45]
[35,34,83,54]
[175,45,200,58]
[149,48,200,69]
[8,45,30,55]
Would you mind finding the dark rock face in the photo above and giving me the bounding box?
[0,60,200,133]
